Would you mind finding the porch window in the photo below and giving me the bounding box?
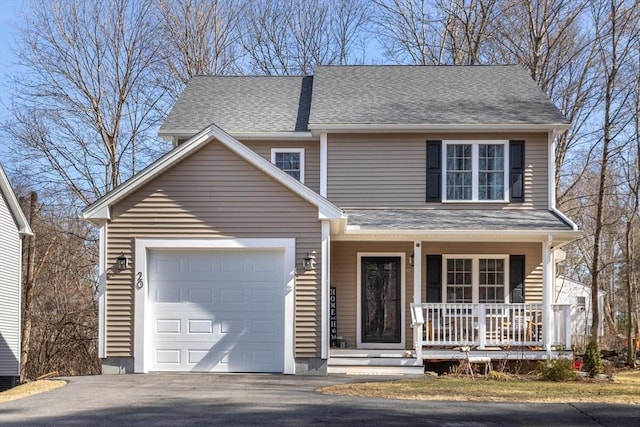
[479,258,505,303]
[443,141,508,201]
[446,258,472,303]
[271,148,304,183]
[444,256,508,303]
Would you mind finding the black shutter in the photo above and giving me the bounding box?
[509,255,525,303]
[426,140,442,202]
[426,255,442,303]
[509,140,525,202]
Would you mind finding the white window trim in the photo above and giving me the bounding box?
[271,148,305,183]
[356,252,406,349]
[442,140,509,202]
[442,255,510,304]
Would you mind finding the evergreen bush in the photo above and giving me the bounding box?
[583,341,603,378]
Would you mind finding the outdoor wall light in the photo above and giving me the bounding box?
[302,253,313,271]
[409,252,415,267]
[116,252,128,271]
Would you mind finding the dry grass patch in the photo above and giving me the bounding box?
[0,380,67,403]
[318,370,640,404]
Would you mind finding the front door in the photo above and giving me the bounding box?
[360,256,402,346]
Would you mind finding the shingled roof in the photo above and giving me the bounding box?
[159,76,313,136]
[308,65,569,128]
[159,65,568,137]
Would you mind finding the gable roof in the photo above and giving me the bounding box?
[159,76,313,138]
[159,65,570,138]
[0,163,33,236]
[83,124,343,224]
[308,65,570,131]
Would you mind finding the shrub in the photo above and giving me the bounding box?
[536,358,577,381]
[583,341,603,378]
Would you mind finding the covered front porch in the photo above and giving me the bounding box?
[326,209,580,374]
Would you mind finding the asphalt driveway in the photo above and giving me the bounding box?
[0,373,637,426]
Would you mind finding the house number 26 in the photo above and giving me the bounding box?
[136,272,144,290]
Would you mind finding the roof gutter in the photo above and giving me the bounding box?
[308,123,571,135]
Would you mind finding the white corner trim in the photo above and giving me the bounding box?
[548,131,557,210]
[271,147,305,184]
[356,252,406,349]
[98,224,107,359]
[133,238,296,374]
[320,133,327,197]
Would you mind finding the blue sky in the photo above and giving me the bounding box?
[0,0,23,165]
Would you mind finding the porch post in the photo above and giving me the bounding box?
[413,241,422,304]
[413,241,423,362]
[542,236,554,353]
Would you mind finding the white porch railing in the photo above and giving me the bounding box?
[411,303,572,352]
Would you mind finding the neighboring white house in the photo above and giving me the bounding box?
[0,164,32,390]
[555,276,605,350]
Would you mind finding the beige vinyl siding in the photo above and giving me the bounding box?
[330,241,415,350]
[0,193,21,376]
[106,140,322,358]
[327,133,548,209]
[242,140,320,194]
[331,241,542,350]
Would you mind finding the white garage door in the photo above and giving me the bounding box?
[147,249,285,372]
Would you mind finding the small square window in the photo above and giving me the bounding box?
[271,148,304,183]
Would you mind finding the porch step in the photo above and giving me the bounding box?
[330,349,414,358]
[328,357,421,366]
[327,350,424,375]
[327,365,425,375]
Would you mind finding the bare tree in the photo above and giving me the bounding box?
[18,189,100,380]
[241,0,370,75]
[2,0,167,206]
[156,0,244,100]
[588,0,639,344]
[372,0,439,65]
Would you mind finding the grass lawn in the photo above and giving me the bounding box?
[0,380,66,403]
[318,370,640,404]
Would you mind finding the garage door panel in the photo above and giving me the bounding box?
[148,249,285,372]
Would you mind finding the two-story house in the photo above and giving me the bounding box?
[83,65,580,375]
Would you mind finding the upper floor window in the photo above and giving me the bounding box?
[271,148,304,183]
[426,140,524,203]
[444,141,508,201]
[577,296,586,311]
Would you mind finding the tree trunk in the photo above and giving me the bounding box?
[20,191,37,381]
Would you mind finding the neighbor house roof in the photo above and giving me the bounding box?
[308,65,570,131]
[159,76,313,137]
[0,163,32,236]
[159,65,569,138]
